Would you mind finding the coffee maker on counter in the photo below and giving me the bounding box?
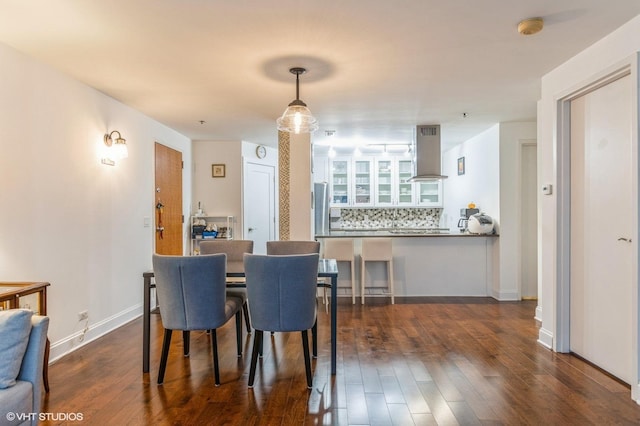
[458,206,479,232]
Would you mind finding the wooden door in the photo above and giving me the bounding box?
[569,74,633,383]
[154,143,183,255]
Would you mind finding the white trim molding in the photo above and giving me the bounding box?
[49,305,142,363]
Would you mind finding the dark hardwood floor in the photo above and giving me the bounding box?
[40,298,640,425]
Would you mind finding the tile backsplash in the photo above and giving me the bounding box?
[331,207,443,229]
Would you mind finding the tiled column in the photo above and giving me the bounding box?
[278,130,312,240]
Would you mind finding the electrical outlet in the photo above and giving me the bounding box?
[78,310,89,321]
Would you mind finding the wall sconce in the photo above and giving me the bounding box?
[101,130,128,166]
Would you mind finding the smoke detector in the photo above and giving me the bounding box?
[518,17,544,35]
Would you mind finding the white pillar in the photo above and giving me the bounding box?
[278,131,312,240]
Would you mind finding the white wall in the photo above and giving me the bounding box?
[443,121,536,300]
[192,140,243,236]
[442,125,500,230]
[0,42,192,360]
[498,122,537,300]
[288,133,313,240]
[538,14,640,399]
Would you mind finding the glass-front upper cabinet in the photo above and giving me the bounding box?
[417,181,443,206]
[375,159,393,205]
[397,159,415,205]
[329,159,350,205]
[353,159,373,205]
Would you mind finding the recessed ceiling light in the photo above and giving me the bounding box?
[518,17,544,36]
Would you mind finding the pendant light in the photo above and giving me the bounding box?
[276,67,318,134]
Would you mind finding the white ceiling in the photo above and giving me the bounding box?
[1,1,639,152]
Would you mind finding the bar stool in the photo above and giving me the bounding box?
[323,238,356,304]
[360,238,394,305]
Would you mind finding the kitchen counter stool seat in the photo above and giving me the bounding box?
[360,238,394,304]
[323,238,356,304]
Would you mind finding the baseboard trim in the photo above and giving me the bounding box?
[491,289,519,301]
[534,305,543,322]
[49,304,142,363]
[537,327,553,350]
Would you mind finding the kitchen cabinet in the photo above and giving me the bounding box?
[353,159,373,205]
[328,155,441,207]
[396,159,415,205]
[375,159,393,205]
[416,181,443,206]
[330,157,373,206]
[329,159,351,205]
[374,159,414,205]
[190,215,234,255]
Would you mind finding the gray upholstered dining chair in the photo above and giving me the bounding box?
[199,239,253,333]
[152,254,243,386]
[266,240,320,255]
[244,253,319,389]
[265,240,321,354]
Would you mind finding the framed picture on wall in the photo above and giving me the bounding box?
[457,157,465,175]
[212,164,226,178]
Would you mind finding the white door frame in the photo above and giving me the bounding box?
[555,54,639,400]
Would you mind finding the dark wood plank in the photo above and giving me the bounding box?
[39,298,640,425]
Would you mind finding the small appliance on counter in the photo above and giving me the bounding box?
[458,205,479,232]
[467,213,495,234]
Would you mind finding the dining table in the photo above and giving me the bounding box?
[142,258,339,375]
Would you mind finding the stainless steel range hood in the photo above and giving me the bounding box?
[408,124,448,181]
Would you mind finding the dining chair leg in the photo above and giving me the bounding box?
[312,319,318,358]
[235,311,242,357]
[211,329,220,386]
[242,302,251,333]
[248,330,263,388]
[157,329,173,385]
[301,330,312,389]
[182,330,190,357]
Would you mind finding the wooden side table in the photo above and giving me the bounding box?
[0,281,51,392]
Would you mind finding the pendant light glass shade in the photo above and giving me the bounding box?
[276,68,318,134]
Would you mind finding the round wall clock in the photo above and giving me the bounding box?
[256,145,267,159]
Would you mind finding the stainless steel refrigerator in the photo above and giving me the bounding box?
[314,182,329,235]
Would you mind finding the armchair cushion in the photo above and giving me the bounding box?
[0,309,33,389]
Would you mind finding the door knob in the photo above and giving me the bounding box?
[618,237,632,242]
[156,226,165,232]
[248,227,255,232]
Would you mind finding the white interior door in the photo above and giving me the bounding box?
[520,142,538,299]
[569,74,633,384]
[244,162,276,254]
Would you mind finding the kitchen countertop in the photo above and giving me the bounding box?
[316,229,499,238]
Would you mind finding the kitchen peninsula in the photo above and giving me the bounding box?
[316,207,499,299]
